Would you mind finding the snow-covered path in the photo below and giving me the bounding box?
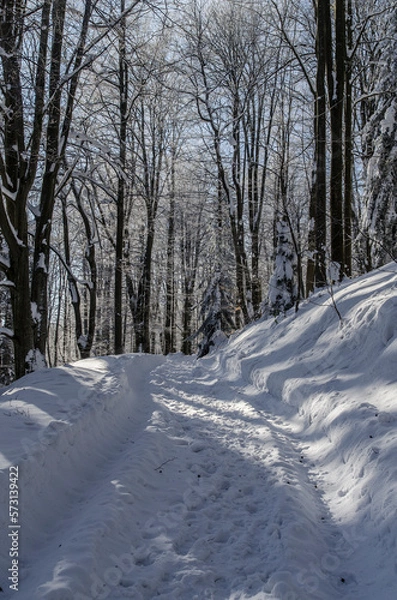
[1,264,397,599]
[12,357,348,600]
[129,357,350,600]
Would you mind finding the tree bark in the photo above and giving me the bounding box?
[308,0,328,293]
[31,0,67,359]
[0,0,41,377]
[134,216,155,353]
[344,0,353,277]
[327,0,346,277]
[31,0,92,359]
[114,0,128,355]
[164,158,176,355]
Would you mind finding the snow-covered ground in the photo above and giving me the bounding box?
[1,264,397,600]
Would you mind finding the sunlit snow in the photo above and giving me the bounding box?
[0,264,397,599]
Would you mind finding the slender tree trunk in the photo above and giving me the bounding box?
[246,94,265,315]
[307,1,328,293]
[344,0,353,277]
[232,220,251,325]
[180,201,202,355]
[315,0,328,288]
[114,0,128,354]
[62,183,98,360]
[134,216,155,353]
[164,160,176,355]
[52,270,65,367]
[181,283,194,355]
[62,198,84,356]
[327,0,346,277]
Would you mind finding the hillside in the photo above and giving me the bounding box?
[1,264,397,599]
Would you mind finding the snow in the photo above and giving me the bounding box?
[36,253,48,274]
[31,302,40,323]
[78,334,88,349]
[1,264,397,599]
[0,328,13,339]
[381,103,396,136]
[25,349,47,372]
[0,280,15,289]
[0,186,17,202]
[0,255,10,271]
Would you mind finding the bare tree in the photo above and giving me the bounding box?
[359,5,397,268]
[0,0,147,376]
[183,0,282,325]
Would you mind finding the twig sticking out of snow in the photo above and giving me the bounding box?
[154,457,177,472]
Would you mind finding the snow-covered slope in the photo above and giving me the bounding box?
[0,264,397,599]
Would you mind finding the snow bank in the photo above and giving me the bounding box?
[206,263,397,598]
[0,355,165,598]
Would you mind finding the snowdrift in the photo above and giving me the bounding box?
[0,264,396,599]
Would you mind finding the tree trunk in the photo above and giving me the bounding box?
[62,184,98,360]
[164,166,176,355]
[134,217,155,353]
[0,0,35,377]
[327,0,346,277]
[31,0,92,360]
[181,283,194,355]
[9,247,36,379]
[311,0,328,291]
[114,0,128,355]
[31,0,67,359]
[344,0,353,277]
[314,37,328,289]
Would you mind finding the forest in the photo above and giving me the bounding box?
[0,0,396,382]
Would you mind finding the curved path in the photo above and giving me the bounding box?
[8,354,351,600]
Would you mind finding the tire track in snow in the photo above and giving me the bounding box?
[101,356,351,599]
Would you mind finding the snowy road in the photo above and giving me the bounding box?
[1,264,397,599]
[13,357,348,600]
